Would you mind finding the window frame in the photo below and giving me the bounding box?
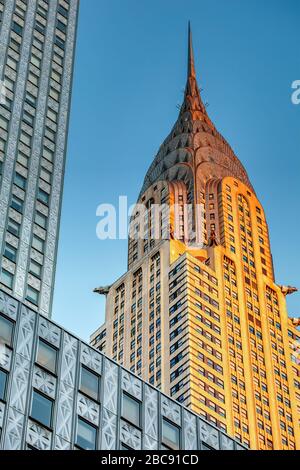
[26,285,39,305]
[36,338,58,375]
[0,368,8,402]
[161,417,180,450]
[0,314,14,347]
[32,234,44,253]
[0,269,14,289]
[34,211,47,229]
[3,243,17,263]
[11,194,24,213]
[79,365,101,402]
[29,259,42,279]
[37,188,50,205]
[30,389,53,429]
[75,417,97,451]
[121,391,141,428]
[7,218,21,237]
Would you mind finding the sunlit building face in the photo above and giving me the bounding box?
[91,25,300,450]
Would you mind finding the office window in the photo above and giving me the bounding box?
[122,393,140,427]
[37,4,47,17]
[11,195,23,213]
[26,285,39,305]
[47,108,57,123]
[35,20,45,35]
[76,418,97,450]
[12,21,23,36]
[43,147,53,162]
[80,366,100,401]
[0,315,14,347]
[33,36,44,51]
[3,76,15,93]
[7,56,17,70]
[0,369,8,401]
[31,54,41,68]
[3,243,17,263]
[17,151,29,168]
[40,167,52,184]
[56,19,67,34]
[7,218,20,237]
[20,131,31,147]
[37,339,57,374]
[58,5,68,18]
[162,419,180,450]
[55,36,65,50]
[0,116,8,131]
[35,211,47,229]
[25,91,37,107]
[37,188,49,205]
[23,110,34,127]
[0,269,13,289]
[29,259,42,278]
[32,235,44,253]
[31,391,53,427]
[0,137,6,152]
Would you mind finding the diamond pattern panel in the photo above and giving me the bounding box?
[9,353,30,413]
[56,381,75,442]
[32,366,57,399]
[199,420,220,450]
[121,370,142,400]
[38,317,61,348]
[16,305,36,361]
[26,420,52,450]
[220,433,235,450]
[143,434,158,450]
[0,291,18,320]
[183,410,197,450]
[103,359,118,414]
[100,408,117,450]
[120,420,142,450]
[60,332,78,387]
[3,408,24,450]
[144,384,158,439]
[77,393,100,425]
[80,343,102,374]
[54,435,71,450]
[161,395,181,426]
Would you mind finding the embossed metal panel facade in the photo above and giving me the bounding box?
[0,289,246,450]
[0,0,79,317]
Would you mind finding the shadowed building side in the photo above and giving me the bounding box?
[0,0,79,317]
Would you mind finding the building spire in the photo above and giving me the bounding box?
[139,24,255,200]
[181,21,215,128]
[188,21,196,79]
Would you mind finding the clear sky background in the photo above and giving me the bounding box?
[52,0,300,342]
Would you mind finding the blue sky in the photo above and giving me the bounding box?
[52,0,300,341]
